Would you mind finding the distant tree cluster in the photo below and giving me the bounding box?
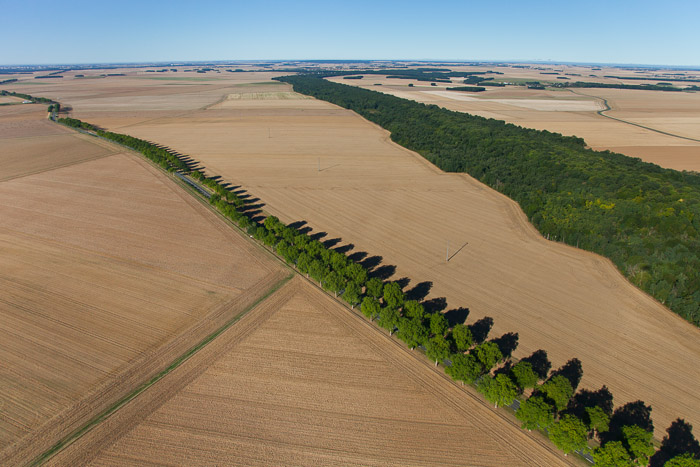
[446,86,486,92]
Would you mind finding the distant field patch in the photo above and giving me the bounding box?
[225,91,311,101]
[141,76,218,82]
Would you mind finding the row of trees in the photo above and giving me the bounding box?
[58,118,189,173]
[52,108,699,466]
[1,89,56,104]
[275,74,700,327]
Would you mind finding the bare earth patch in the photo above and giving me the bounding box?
[50,277,572,467]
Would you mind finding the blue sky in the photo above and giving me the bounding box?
[2,0,699,66]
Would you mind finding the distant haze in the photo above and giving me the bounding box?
[1,0,699,66]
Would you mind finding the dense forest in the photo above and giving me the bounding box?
[275,75,700,327]
[552,81,686,92]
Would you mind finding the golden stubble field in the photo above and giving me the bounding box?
[48,74,700,439]
[0,103,285,464]
[327,71,700,172]
[50,277,573,467]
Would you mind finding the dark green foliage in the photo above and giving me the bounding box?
[424,335,450,364]
[345,262,368,286]
[511,360,539,390]
[360,296,381,320]
[383,281,404,309]
[446,353,483,384]
[323,270,345,295]
[477,374,518,408]
[403,300,424,319]
[343,281,361,307]
[622,425,655,466]
[429,312,448,337]
[396,317,429,349]
[548,414,590,454]
[377,306,400,334]
[516,396,555,431]
[553,81,684,92]
[473,341,503,371]
[446,86,486,92]
[538,375,574,412]
[593,441,634,467]
[308,260,328,283]
[451,323,473,351]
[587,406,611,435]
[365,277,384,298]
[276,75,700,327]
[665,454,700,467]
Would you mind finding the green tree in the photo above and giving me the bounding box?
[397,317,429,349]
[377,306,400,335]
[586,406,611,436]
[477,374,518,408]
[446,353,483,384]
[548,414,589,455]
[345,262,368,286]
[593,441,633,467]
[451,324,473,352]
[622,425,655,466]
[296,252,311,275]
[516,396,554,431]
[474,341,503,371]
[665,454,700,467]
[403,300,425,319]
[365,277,384,299]
[511,360,539,390]
[343,281,361,308]
[429,312,448,337]
[308,260,328,284]
[425,336,450,365]
[323,271,345,296]
[361,296,381,320]
[538,375,574,412]
[383,282,404,309]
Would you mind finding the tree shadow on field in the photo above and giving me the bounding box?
[395,277,411,290]
[348,251,367,263]
[287,220,307,230]
[567,386,614,421]
[469,317,494,345]
[423,296,447,314]
[650,418,700,467]
[491,332,519,359]
[444,307,470,327]
[309,231,327,241]
[323,237,341,249]
[520,349,551,380]
[603,400,654,444]
[405,281,432,302]
[371,264,396,281]
[550,358,583,392]
[360,255,383,270]
[334,243,354,254]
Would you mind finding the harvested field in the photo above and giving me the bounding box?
[0,105,117,180]
[86,81,700,438]
[50,277,572,467]
[328,75,700,172]
[0,107,285,464]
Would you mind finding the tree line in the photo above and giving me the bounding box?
[274,74,700,327]
[552,81,686,92]
[49,111,699,465]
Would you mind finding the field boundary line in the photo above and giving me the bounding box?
[569,89,700,144]
[29,272,293,466]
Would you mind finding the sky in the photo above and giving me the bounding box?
[1,0,699,67]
